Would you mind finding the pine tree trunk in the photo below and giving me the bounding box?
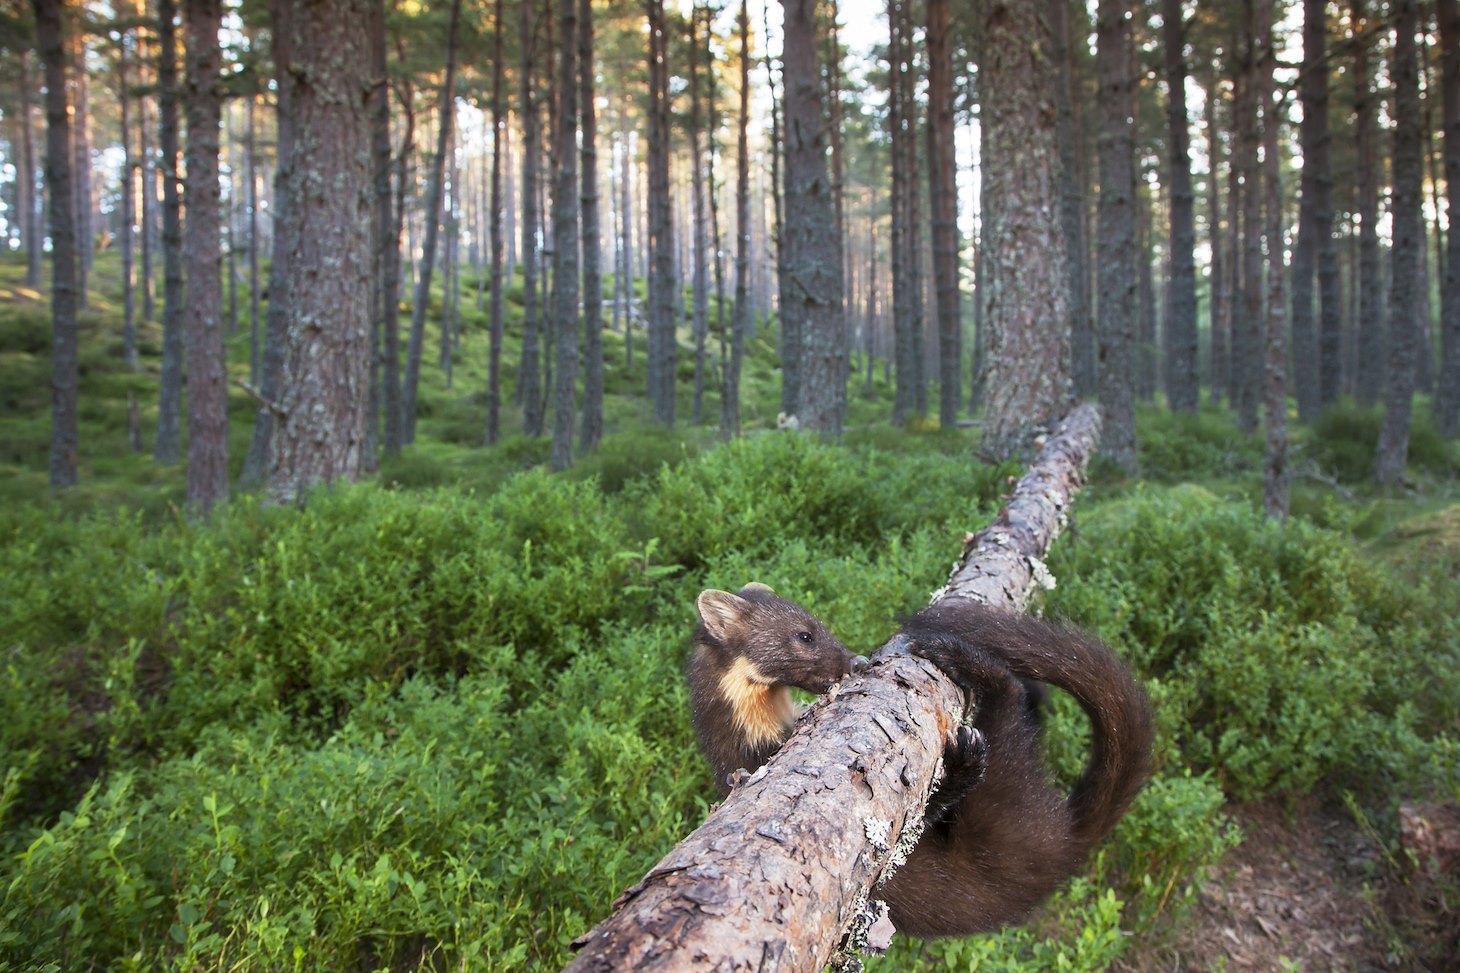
[689,6,710,425]
[239,11,296,489]
[888,0,920,424]
[722,0,751,440]
[926,0,961,427]
[1288,0,1321,422]
[19,51,42,289]
[780,0,845,438]
[1052,0,1093,401]
[486,0,508,445]
[370,8,401,458]
[183,0,229,515]
[154,0,185,466]
[402,0,462,445]
[1258,0,1289,519]
[1162,0,1198,412]
[266,0,374,504]
[117,11,138,372]
[1095,0,1138,471]
[518,0,545,435]
[646,0,676,426]
[1378,0,1423,484]
[1206,75,1228,406]
[979,0,1071,457]
[549,0,580,470]
[34,0,78,490]
[578,0,604,452]
[1235,6,1263,434]
[1311,5,1343,411]
[1437,0,1460,437]
[137,34,155,322]
[70,36,93,308]
[247,95,261,384]
[1349,0,1384,400]
[766,8,798,420]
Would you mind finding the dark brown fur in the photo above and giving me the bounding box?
[688,583,863,794]
[687,592,1153,939]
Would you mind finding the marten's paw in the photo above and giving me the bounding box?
[924,725,987,830]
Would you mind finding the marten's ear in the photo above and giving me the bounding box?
[740,581,776,597]
[697,589,752,641]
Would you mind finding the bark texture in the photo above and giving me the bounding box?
[1258,0,1288,520]
[154,0,185,466]
[549,0,580,471]
[578,0,604,453]
[926,0,961,428]
[1378,0,1423,484]
[980,0,1071,458]
[34,0,78,491]
[566,403,1104,971]
[721,0,751,440]
[646,0,676,426]
[266,0,374,504]
[1052,0,1094,401]
[780,0,845,437]
[183,0,229,515]
[1162,0,1198,413]
[1438,0,1460,437]
[1353,0,1384,406]
[486,0,506,445]
[1095,0,1138,471]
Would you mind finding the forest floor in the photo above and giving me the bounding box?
[1118,798,1460,972]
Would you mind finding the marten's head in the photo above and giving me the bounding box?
[694,583,863,694]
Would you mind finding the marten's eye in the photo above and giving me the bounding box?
[797,631,814,643]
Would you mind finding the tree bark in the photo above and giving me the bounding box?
[549,0,580,471]
[518,0,545,435]
[1258,0,1288,520]
[578,0,604,453]
[266,0,374,504]
[1096,0,1138,471]
[888,0,924,424]
[979,0,1070,459]
[154,0,185,466]
[565,404,1105,971]
[1353,0,1383,406]
[1438,0,1460,437]
[721,0,751,441]
[70,33,93,308]
[117,9,138,371]
[1162,0,1198,412]
[183,0,230,515]
[927,0,961,428]
[1205,74,1228,407]
[34,0,78,491]
[646,0,676,426]
[402,0,462,446]
[19,50,42,289]
[371,3,401,458]
[1052,0,1094,401]
[1235,4,1263,434]
[689,6,710,426]
[780,0,845,438]
[1378,0,1423,485]
[486,0,508,445]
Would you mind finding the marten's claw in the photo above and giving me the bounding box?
[923,726,987,830]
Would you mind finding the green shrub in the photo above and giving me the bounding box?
[1047,484,1457,798]
[1137,403,1262,482]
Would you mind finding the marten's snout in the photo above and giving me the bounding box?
[850,655,869,672]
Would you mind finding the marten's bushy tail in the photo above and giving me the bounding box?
[905,601,1154,850]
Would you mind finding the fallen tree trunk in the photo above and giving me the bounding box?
[566,403,1104,972]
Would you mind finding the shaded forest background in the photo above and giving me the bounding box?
[2,0,1459,506]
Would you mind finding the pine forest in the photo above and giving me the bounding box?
[0,0,1458,970]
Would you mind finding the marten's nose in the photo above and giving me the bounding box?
[850,655,869,672]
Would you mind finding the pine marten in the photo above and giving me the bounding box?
[688,588,1154,940]
[688,583,865,793]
